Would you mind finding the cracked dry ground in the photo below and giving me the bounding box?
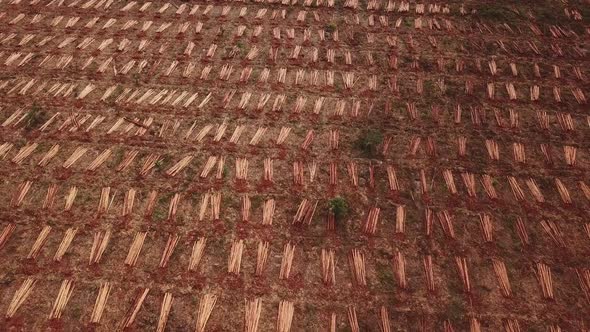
[0,0,589,331]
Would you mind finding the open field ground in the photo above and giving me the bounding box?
[0,0,588,330]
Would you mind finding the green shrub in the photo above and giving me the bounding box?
[325,23,336,33]
[476,5,520,22]
[25,103,47,130]
[355,130,382,158]
[328,196,348,220]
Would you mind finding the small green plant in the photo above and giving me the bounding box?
[24,103,47,130]
[132,73,140,86]
[328,196,348,220]
[251,196,263,210]
[423,79,435,96]
[355,130,383,158]
[476,5,520,22]
[155,156,171,172]
[445,297,465,322]
[325,23,336,33]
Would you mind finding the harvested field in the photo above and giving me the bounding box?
[0,0,588,330]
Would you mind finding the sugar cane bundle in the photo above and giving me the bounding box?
[492,259,512,297]
[97,187,114,214]
[143,191,158,218]
[293,161,304,186]
[119,288,150,330]
[11,142,38,165]
[168,193,180,220]
[53,228,78,262]
[540,220,566,248]
[210,192,221,220]
[509,109,519,128]
[27,225,51,259]
[256,241,270,276]
[575,268,590,304]
[437,210,455,239]
[347,306,359,332]
[470,107,483,126]
[279,243,296,280]
[276,300,294,332]
[159,234,179,268]
[0,223,16,250]
[442,318,457,332]
[363,207,380,235]
[11,180,32,207]
[461,172,476,198]
[140,153,160,177]
[216,157,225,179]
[470,318,481,332]
[200,156,217,178]
[503,318,521,332]
[308,161,318,183]
[524,178,544,203]
[120,189,136,217]
[423,255,435,292]
[419,169,429,195]
[244,298,262,332]
[535,262,554,300]
[166,155,193,177]
[321,248,336,285]
[540,144,554,165]
[347,161,358,187]
[38,144,59,167]
[479,214,493,243]
[90,282,112,323]
[0,142,14,159]
[49,279,74,320]
[86,149,111,171]
[563,145,577,166]
[409,136,421,156]
[329,162,338,186]
[392,250,407,289]
[536,111,549,130]
[514,217,530,246]
[580,181,590,203]
[485,139,500,161]
[512,142,526,163]
[387,166,399,191]
[292,199,317,225]
[554,178,572,204]
[379,306,391,332]
[228,240,244,274]
[235,158,249,181]
[238,195,250,222]
[6,277,36,318]
[395,205,406,234]
[63,147,87,169]
[276,127,291,145]
[194,294,217,332]
[89,229,111,265]
[507,176,526,201]
[424,209,434,236]
[455,256,471,293]
[188,237,207,272]
[349,249,366,286]
[556,114,575,132]
[300,130,314,150]
[443,170,457,195]
[116,150,138,172]
[156,293,173,332]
